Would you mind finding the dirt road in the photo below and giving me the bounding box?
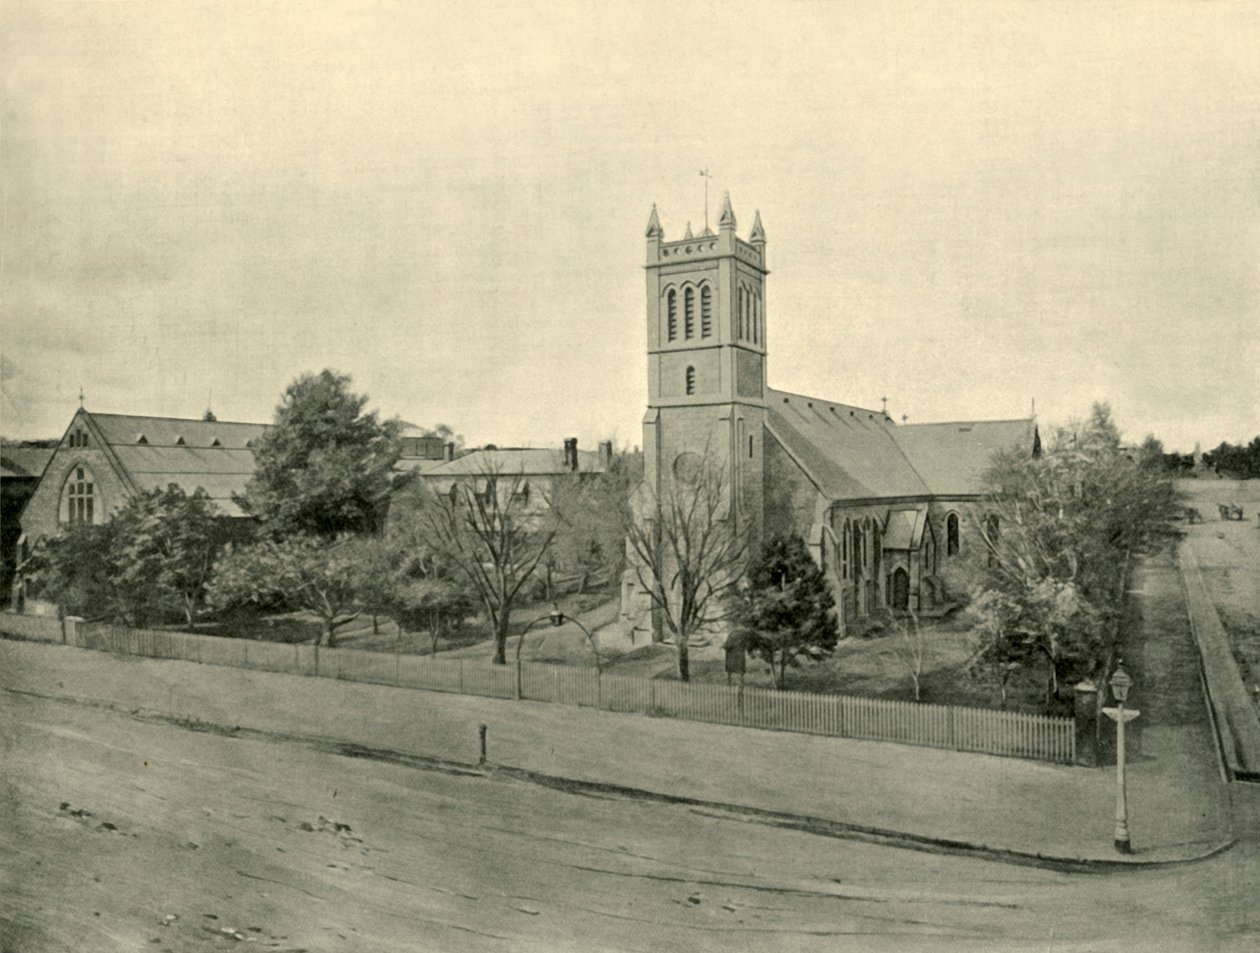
[3,689,1258,953]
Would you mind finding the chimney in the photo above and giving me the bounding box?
[443,442,455,462]
[598,440,613,471]
[563,437,578,472]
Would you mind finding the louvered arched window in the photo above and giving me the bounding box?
[684,287,695,339]
[666,289,677,341]
[700,285,712,337]
[685,366,696,395]
[753,292,760,344]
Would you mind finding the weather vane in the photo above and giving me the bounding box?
[700,168,712,234]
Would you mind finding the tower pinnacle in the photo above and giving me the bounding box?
[645,204,664,239]
[749,209,766,244]
[718,192,736,229]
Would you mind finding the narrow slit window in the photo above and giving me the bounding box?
[685,366,696,395]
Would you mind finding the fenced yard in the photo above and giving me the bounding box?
[1,612,1076,764]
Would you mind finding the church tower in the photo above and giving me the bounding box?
[641,194,769,541]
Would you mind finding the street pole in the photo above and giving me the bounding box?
[1114,698,1130,853]
[1102,662,1138,854]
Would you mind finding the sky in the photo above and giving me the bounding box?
[2,1,1257,453]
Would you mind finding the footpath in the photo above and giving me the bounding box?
[0,552,1235,869]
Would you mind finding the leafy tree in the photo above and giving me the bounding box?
[129,485,223,626]
[397,465,561,665]
[239,369,402,538]
[29,484,223,627]
[1137,433,1165,470]
[28,523,118,623]
[208,534,367,646]
[1203,436,1260,478]
[393,575,475,653]
[727,534,838,689]
[972,404,1183,705]
[376,510,476,651]
[625,455,749,682]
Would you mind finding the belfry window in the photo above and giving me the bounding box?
[700,286,712,337]
[684,287,695,339]
[685,366,696,395]
[753,293,760,344]
[667,289,677,341]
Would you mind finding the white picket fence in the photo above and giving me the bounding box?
[0,612,1075,763]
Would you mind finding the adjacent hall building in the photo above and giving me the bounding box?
[622,195,1040,633]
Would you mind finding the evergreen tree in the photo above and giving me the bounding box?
[239,369,402,538]
[728,534,839,690]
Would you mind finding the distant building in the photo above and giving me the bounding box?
[13,407,610,581]
[1,444,55,602]
[412,438,612,517]
[623,196,1040,633]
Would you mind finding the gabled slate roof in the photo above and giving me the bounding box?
[83,412,269,516]
[765,389,929,500]
[895,419,1037,496]
[419,447,603,483]
[89,413,268,450]
[764,389,1037,503]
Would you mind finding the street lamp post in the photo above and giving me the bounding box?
[1102,661,1140,854]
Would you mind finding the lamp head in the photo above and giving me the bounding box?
[1110,662,1132,703]
[548,609,565,628]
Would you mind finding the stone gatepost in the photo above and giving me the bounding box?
[1074,679,1100,767]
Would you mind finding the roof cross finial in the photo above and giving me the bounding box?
[78,386,84,409]
[881,396,888,415]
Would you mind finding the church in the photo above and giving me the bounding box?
[624,194,1040,632]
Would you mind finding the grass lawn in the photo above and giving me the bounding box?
[604,611,1059,715]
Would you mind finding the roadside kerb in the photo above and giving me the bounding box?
[0,637,1232,868]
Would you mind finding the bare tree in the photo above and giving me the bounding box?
[889,610,927,701]
[625,456,749,682]
[402,464,561,665]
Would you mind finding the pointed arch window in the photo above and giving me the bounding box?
[753,292,760,344]
[842,518,850,579]
[700,285,712,338]
[738,286,746,339]
[666,289,678,342]
[684,287,695,339]
[62,465,97,526]
[685,366,696,395]
[946,512,960,556]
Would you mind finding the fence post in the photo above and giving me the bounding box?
[650,677,656,712]
[948,706,957,749]
[459,659,465,694]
